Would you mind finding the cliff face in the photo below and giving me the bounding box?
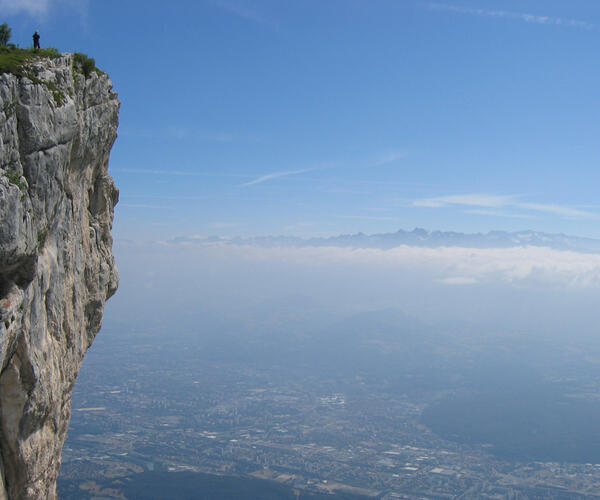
[0,54,119,499]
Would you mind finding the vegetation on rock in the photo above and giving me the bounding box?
[0,46,61,76]
[0,24,101,82]
[0,23,11,46]
[72,52,100,78]
[3,169,27,192]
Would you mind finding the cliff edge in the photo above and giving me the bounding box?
[0,52,119,499]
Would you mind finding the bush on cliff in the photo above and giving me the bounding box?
[72,52,97,78]
[0,23,11,46]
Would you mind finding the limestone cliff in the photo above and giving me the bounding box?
[0,53,119,499]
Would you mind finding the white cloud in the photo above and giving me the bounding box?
[0,0,89,19]
[214,0,279,31]
[414,193,515,209]
[241,168,315,186]
[338,215,403,221]
[0,0,50,16]
[210,222,240,229]
[368,152,405,168]
[155,238,600,290]
[464,209,533,219]
[517,202,591,218]
[438,276,478,285]
[414,193,596,219]
[428,3,593,29]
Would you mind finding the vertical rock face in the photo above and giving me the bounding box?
[0,54,119,499]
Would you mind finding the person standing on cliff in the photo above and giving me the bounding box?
[33,31,40,49]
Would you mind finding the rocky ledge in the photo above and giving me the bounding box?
[0,53,119,499]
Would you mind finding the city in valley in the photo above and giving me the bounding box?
[59,314,600,499]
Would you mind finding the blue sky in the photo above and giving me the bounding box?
[4,0,600,240]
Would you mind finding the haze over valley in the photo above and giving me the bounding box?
[59,228,600,499]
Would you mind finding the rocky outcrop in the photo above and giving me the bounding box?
[0,54,119,499]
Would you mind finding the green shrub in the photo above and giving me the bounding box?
[2,99,15,116]
[51,89,65,107]
[73,52,96,78]
[0,24,11,47]
[37,228,48,248]
[4,169,27,191]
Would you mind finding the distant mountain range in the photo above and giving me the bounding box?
[172,229,600,253]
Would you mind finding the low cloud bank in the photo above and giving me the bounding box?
[108,238,600,338]
[160,241,600,289]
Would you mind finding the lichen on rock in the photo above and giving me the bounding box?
[0,53,119,499]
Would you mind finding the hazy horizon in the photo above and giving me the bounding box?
[107,224,600,343]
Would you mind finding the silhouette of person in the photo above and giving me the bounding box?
[33,31,40,49]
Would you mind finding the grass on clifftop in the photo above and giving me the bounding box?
[0,46,103,107]
[0,46,102,80]
[0,46,61,76]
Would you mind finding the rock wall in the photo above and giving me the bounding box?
[0,54,119,499]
